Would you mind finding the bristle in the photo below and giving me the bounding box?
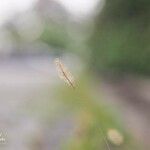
[54,58,75,89]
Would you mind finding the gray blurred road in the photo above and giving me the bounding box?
[0,56,68,150]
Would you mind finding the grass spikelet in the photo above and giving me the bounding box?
[107,128,124,146]
[54,58,75,89]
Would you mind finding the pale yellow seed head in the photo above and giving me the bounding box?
[107,128,124,146]
[54,58,75,89]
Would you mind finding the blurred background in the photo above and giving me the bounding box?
[0,0,150,149]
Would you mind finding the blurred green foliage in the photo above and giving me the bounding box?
[90,0,150,75]
[40,23,69,50]
[55,74,140,150]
